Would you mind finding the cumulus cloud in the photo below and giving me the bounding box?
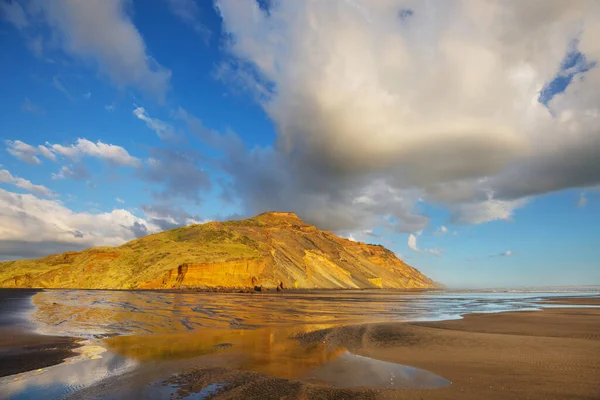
[6,140,56,164]
[0,169,56,198]
[50,138,141,167]
[7,0,171,101]
[133,106,174,139]
[0,188,159,259]
[211,0,600,233]
[407,233,419,253]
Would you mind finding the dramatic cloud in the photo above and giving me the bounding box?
[0,188,159,259]
[6,140,56,164]
[6,0,171,101]
[407,233,419,253]
[133,107,174,139]
[50,138,141,167]
[213,0,600,233]
[0,169,55,197]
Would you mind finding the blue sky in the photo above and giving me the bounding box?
[0,0,599,288]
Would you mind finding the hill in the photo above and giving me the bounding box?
[0,212,436,290]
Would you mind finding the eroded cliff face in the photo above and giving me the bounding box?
[0,212,437,290]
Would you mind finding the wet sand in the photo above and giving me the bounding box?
[0,289,82,378]
[0,328,81,378]
[163,305,600,399]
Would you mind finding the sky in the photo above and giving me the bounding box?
[0,0,599,288]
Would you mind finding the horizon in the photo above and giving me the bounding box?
[1,0,599,288]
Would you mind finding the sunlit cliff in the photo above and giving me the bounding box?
[0,212,436,290]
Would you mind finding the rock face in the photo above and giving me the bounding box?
[0,212,437,290]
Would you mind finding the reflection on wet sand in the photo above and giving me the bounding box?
[31,290,399,336]
[104,325,343,378]
[30,289,547,339]
[103,325,450,389]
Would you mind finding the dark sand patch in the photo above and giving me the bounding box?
[0,328,81,378]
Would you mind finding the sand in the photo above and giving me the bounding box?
[165,302,600,399]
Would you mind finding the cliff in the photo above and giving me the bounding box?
[0,212,437,290]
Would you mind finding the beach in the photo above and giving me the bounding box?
[143,299,600,399]
[1,291,598,399]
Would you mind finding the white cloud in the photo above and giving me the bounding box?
[6,140,56,164]
[213,0,600,232]
[165,0,210,40]
[435,226,449,236]
[0,188,160,259]
[490,250,513,258]
[115,197,125,204]
[50,138,141,167]
[450,194,529,225]
[345,233,357,242]
[21,98,45,115]
[133,107,174,139]
[51,164,88,181]
[0,169,55,197]
[424,248,442,257]
[83,91,92,100]
[12,0,171,101]
[52,76,73,101]
[0,0,28,29]
[577,192,587,208]
[105,103,115,112]
[407,233,419,253]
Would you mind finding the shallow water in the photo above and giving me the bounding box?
[29,289,594,337]
[0,289,598,399]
